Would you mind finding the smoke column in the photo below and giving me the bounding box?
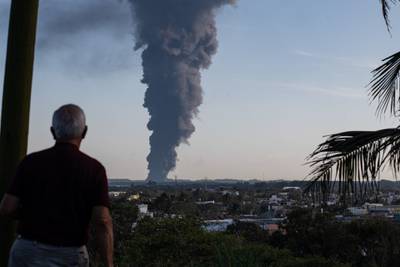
[128,0,235,182]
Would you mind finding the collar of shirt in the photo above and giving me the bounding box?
[54,142,79,150]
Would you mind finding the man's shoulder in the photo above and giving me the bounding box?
[24,147,105,171]
[76,150,105,171]
[23,147,54,162]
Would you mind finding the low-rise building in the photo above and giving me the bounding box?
[138,204,154,218]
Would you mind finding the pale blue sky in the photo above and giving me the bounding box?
[1,0,400,180]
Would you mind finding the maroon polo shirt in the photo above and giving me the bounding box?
[7,142,110,247]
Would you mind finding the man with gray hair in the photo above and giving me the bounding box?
[0,104,114,267]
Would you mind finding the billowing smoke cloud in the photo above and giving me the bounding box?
[36,0,131,50]
[0,0,134,74]
[128,0,235,182]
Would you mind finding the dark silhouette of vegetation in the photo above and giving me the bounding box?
[118,216,346,267]
[226,208,400,266]
[88,195,139,266]
[89,195,400,266]
[110,196,139,261]
[281,209,400,267]
[227,221,269,243]
[89,198,351,266]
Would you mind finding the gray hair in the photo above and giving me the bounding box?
[52,104,86,140]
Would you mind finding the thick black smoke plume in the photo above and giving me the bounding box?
[128,0,235,182]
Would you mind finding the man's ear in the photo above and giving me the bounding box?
[82,126,88,139]
[50,127,57,140]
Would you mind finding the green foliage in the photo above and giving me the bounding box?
[342,219,400,267]
[122,217,220,266]
[150,192,200,217]
[111,196,139,262]
[284,208,338,257]
[94,202,400,267]
[91,199,400,267]
[88,196,138,266]
[215,243,347,267]
[226,221,269,243]
[118,217,344,267]
[150,193,173,214]
[282,208,400,267]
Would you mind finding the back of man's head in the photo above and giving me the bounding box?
[52,104,86,141]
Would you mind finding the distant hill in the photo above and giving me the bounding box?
[108,179,137,187]
[107,178,400,192]
[380,179,400,191]
[107,178,310,190]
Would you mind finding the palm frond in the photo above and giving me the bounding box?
[372,1,400,117]
[381,0,394,31]
[369,51,400,117]
[380,0,400,31]
[305,128,400,205]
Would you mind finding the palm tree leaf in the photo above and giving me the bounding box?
[305,1,400,205]
[370,1,400,116]
[305,128,400,204]
[380,0,399,31]
[369,51,400,117]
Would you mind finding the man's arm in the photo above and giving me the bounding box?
[91,206,114,267]
[0,194,19,219]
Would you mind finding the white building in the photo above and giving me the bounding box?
[137,204,153,218]
[268,195,282,205]
[283,187,301,191]
[195,200,215,205]
[109,191,125,197]
[347,207,368,216]
[203,219,234,232]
